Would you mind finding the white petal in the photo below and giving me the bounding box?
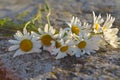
[54,34,59,38]
[43,46,48,51]
[110,41,119,48]
[14,34,22,41]
[44,24,49,33]
[74,17,78,24]
[111,28,119,34]
[64,28,70,31]
[75,52,81,57]
[8,40,20,44]
[24,33,31,39]
[81,50,86,55]
[23,27,28,35]
[66,22,71,28]
[51,48,59,55]
[51,28,55,34]
[60,29,65,38]
[16,31,23,37]
[9,45,19,51]
[31,37,39,42]
[56,52,67,59]
[32,48,41,53]
[93,11,96,23]
[71,16,75,24]
[86,52,91,55]
[33,42,42,48]
[38,28,44,34]
[31,31,40,38]
[13,49,23,57]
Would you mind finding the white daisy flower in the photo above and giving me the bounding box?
[66,16,82,35]
[51,28,67,53]
[32,24,56,50]
[51,39,74,59]
[100,14,120,48]
[102,28,120,48]
[8,27,42,57]
[93,11,104,33]
[66,22,92,44]
[43,28,66,53]
[72,34,100,57]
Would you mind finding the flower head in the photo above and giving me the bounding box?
[9,27,41,57]
[72,34,100,57]
[32,24,56,50]
[66,16,82,35]
[93,11,104,33]
[51,39,74,59]
[102,28,120,48]
[8,11,120,59]
[100,14,119,48]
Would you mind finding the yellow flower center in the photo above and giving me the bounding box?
[41,34,53,46]
[78,41,86,49]
[20,39,33,52]
[60,46,68,52]
[95,23,99,31]
[71,25,80,35]
[55,41,61,48]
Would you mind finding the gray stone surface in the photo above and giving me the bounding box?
[0,0,120,80]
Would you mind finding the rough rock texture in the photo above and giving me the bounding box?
[0,0,120,80]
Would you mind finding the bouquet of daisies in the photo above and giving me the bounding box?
[8,12,120,59]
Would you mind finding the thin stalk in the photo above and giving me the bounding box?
[46,10,51,28]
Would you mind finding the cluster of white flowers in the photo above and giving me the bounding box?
[8,12,120,59]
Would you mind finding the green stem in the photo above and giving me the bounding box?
[46,10,51,28]
[24,11,41,29]
[24,21,31,28]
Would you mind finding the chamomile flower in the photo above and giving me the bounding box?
[72,34,100,57]
[102,28,120,48]
[93,11,104,33]
[51,39,74,59]
[100,14,119,48]
[45,28,66,53]
[8,27,41,57]
[66,16,82,35]
[32,24,56,50]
